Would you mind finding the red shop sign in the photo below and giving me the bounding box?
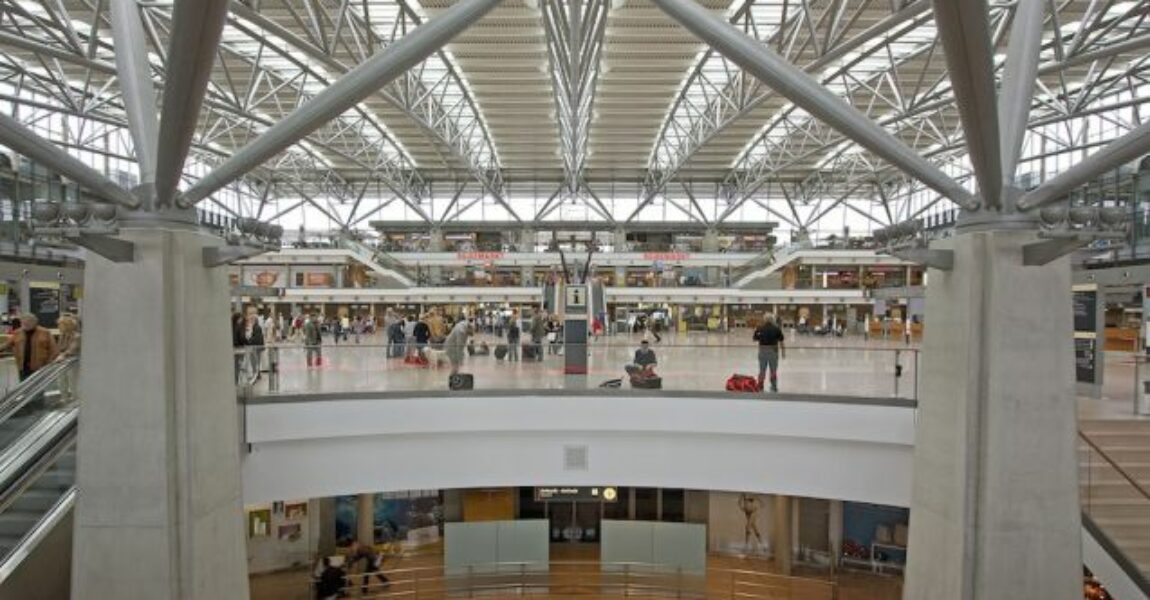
[642,252,690,261]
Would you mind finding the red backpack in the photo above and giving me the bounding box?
[726,374,761,393]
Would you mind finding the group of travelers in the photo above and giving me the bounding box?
[0,313,82,399]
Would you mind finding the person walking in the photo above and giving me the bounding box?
[0,314,59,382]
[752,313,785,392]
[650,314,663,343]
[54,314,81,402]
[506,316,521,362]
[304,313,323,368]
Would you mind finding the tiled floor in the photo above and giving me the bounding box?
[249,543,903,600]
[250,330,921,399]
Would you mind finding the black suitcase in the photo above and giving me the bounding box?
[630,375,662,389]
[449,373,474,391]
[494,344,508,360]
[522,343,538,361]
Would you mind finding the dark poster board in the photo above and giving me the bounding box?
[29,285,60,328]
[1075,338,1097,384]
[1073,290,1097,333]
[535,486,618,502]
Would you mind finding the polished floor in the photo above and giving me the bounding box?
[250,330,921,399]
[249,543,903,600]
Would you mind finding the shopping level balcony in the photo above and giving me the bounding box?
[1,344,1149,598]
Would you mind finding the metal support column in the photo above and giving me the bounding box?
[154,0,230,207]
[109,0,159,185]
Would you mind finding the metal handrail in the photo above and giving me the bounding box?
[318,559,836,600]
[0,357,76,428]
[0,409,76,515]
[233,341,921,353]
[1078,430,1150,503]
[0,487,74,584]
[1082,511,1150,596]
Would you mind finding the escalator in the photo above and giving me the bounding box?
[0,359,78,599]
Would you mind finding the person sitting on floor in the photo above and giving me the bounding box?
[625,339,657,377]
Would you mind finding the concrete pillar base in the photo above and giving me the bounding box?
[904,230,1080,599]
[72,226,249,600]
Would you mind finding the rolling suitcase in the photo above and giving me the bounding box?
[449,373,474,391]
[522,343,538,361]
[494,344,508,360]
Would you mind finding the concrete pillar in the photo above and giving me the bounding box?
[701,228,720,253]
[828,500,843,573]
[428,228,445,284]
[16,276,29,314]
[518,229,535,252]
[72,222,249,599]
[904,230,1080,599]
[615,266,626,287]
[357,494,375,546]
[770,495,793,575]
[614,227,627,251]
[316,498,337,557]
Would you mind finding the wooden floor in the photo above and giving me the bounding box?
[250,544,903,600]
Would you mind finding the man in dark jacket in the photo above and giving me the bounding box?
[413,316,432,353]
[506,317,521,362]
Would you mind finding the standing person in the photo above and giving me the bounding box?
[427,309,447,349]
[403,315,417,358]
[54,314,81,402]
[231,312,245,384]
[752,313,785,392]
[304,313,323,368]
[650,314,663,343]
[0,314,59,382]
[241,313,266,381]
[546,318,560,355]
[530,310,547,361]
[352,316,363,344]
[506,315,521,362]
[340,314,351,343]
[413,315,432,355]
[444,318,471,375]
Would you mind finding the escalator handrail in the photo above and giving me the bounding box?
[0,358,76,428]
[0,409,77,514]
[0,488,74,584]
[1082,511,1150,596]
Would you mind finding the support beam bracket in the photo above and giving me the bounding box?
[885,248,954,271]
[74,234,136,263]
[203,244,274,268]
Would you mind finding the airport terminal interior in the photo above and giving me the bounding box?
[1,0,1150,598]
